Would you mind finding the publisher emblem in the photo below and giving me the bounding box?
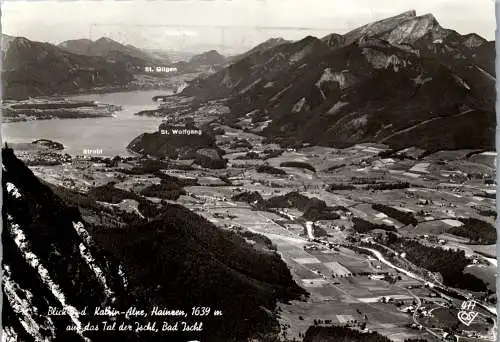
[457,300,479,326]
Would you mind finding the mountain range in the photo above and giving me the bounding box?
[187,49,226,67]
[169,50,227,74]
[1,35,227,99]
[144,49,196,63]
[182,10,496,152]
[227,37,291,63]
[58,37,228,72]
[1,35,137,100]
[58,37,169,64]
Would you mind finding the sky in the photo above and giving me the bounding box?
[1,0,496,54]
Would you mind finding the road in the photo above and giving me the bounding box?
[305,221,315,240]
[397,283,445,340]
[193,189,498,337]
[361,246,500,341]
[358,247,427,283]
[359,246,498,317]
[379,110,476,143]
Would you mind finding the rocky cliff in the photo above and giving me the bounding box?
[2,147,304,341]
[2,146,133,341]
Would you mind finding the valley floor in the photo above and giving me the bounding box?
[12,96,497,342]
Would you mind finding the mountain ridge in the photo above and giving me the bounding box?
[58,36,170,64]
[180,10,495,152]
[2,33,232,99]
[2,35,136,99]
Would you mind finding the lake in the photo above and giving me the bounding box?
[2,90,173,157]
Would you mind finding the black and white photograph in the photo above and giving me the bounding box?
[1,1,497,341]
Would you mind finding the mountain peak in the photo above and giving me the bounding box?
[343,10,418,45]
[462,33,488,48]
[58,38,92,49]
[2,33,16,40]
[321,33,345,48]
[401,9,417,18]
[381,12,446,45]
[1,34,18,52]
[342,10,447,46]
[10,36,32,49]
[265,37,287,44]
[416,13,440,27]
[95,36,119,44]
[228,37,291,63]
[189,49,226,66]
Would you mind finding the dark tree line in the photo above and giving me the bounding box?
[352,217,397,233]
[372,203,418,226]
[384,233,487,291]
[302,325,392,342]
[448,218,496,244]
[279,161,316,172]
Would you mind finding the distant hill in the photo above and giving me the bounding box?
[127,122,228,169]
[145,49,195,63]
[181,10,495,152]
[59,36,170,64]
[2,35,134,100]
[167,49,227,74]
[188,49,226,67]
[227,37,290,63]
[1,34,232,99]
[57,38,93,54]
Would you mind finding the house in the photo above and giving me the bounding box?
[73,159,92,169]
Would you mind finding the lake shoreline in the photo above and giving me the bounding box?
[2,71,198,101]
[1,99,123,123]
[3,89,172,157]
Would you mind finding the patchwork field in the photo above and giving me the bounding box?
[18,118,497,342]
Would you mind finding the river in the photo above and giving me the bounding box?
[2,90,173,157]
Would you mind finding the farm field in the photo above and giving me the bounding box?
[18,119,497,342]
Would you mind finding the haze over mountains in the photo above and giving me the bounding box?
[182,10,495,152]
